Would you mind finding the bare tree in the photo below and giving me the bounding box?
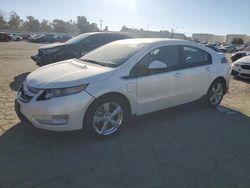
[8,11,22,30]
[40,19,53,32]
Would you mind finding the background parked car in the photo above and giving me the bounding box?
[204,44,222,52]
[231,46,250,62]
[28,34,57,43]
[219,44,236,53]
[0,33,11,42]
[59,35,72,42]
[31,32,133,66]
[11,33,22,41]
[231,56,250,79]
[20,33,32,40]
[234,45,247,52]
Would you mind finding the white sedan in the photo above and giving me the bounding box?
[231,55,250,79]
[15,39,231,138]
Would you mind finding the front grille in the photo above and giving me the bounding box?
[240,73,250,78]
[38,50,43,56]
[241,65,250,70]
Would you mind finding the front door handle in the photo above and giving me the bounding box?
[174,72,183,78]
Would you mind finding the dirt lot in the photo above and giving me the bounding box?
[0,41,250,188]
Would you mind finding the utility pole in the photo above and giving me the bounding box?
[170,27,178,38]
[100,20,103,31]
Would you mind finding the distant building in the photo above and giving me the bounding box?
[225,34,250,44]
[121,27,186,39]
[192,33,225,43]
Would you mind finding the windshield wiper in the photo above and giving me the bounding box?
[79,58,115,67]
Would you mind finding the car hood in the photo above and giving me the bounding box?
[26,59,114,89]
[39,42,70,49]
[232,51,250,56]
[235,55,250,64]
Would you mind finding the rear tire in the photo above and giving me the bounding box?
[84,95,129,139]
[206,80,225,107]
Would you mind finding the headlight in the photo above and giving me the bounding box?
[43,84,88,99]
[42,48,60,55]
[233,62,240,67]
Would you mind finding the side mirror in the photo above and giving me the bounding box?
[148,60,167,70]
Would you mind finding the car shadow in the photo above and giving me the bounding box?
[0,102,250,187]
[232,76,250,84]
[9,72,30,92]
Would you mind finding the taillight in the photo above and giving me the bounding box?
[221,57,228,64]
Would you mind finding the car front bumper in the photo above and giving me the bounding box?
[31,54,45,66]
[231,66,250,79]
[31,53,57,66]
[15,90,95,131]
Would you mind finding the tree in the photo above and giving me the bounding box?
[0,10,99,33]
[0,15,7,30]
[76,16,98,33]
[121,26,128,31]
[40,19,53,32]
[88,23,98,32]
[76,16,89,33]
[231,38,244,45]
[65,20,78,33]
[8,11,22,30]
[52,19,68,33]
[103,26,108,31]
[23,16,41,31]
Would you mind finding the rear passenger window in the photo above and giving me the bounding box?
[182,46,212,66]
[132,45,179,76]
[86,35,104,45]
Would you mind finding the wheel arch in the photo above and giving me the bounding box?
[83,92,132,128]
[208,76,227,94]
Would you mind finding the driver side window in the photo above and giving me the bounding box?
[132,45,179,76]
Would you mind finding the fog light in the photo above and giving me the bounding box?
[33,115,69,125]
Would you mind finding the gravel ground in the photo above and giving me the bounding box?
[0,41,250,188]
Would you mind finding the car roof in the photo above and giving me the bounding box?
[111,38,199,46]
[77,32,132,37]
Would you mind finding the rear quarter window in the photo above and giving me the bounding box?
[181,46,212,67]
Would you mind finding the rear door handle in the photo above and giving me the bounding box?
[174,72,183,78]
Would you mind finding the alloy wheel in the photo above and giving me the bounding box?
[93,102,124,136]
[209,82,224,105]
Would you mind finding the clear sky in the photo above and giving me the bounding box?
[1,0,250,36]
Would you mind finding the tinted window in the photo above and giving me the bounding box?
[65,33,92,45]
[132,45,179,76]
[85,34,104,45]
[182,46,212,66]
[112,34,130,40]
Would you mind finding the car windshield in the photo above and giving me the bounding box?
[65,33,92,45]
[79,41,147,67]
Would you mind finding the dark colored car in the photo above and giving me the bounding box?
[31,32,133,66]
[205,44,222,52]
[0,33,12,42]
[21,33,32,40]
[231,46,250,62]
[29,34,57,43]
[231,51,250,62]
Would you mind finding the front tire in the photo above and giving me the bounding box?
[206,80,225,107]
[84,95,129,139]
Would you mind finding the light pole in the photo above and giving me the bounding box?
[100,20,103,31]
